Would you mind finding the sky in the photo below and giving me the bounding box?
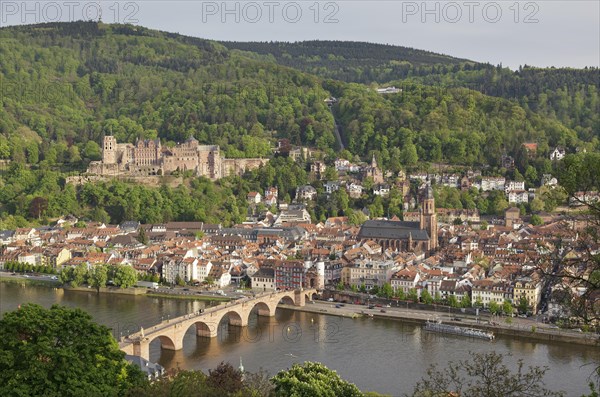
[1,1,598,69]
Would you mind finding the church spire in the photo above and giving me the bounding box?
[371,153,377,168]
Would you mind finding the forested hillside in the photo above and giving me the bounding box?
[224,40,599,141]
[223,40,469,83]
[0,21,336,164]
[0,22,597,229]
[329,80,593,172]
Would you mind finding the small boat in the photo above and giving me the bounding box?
[424,320,494,341]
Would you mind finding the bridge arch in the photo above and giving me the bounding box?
[218,309,246,327]
[184,319,217,338]
[149,334,177,351]
[306,291,319,301]
[250,301,275,317]
[279,295,295,305]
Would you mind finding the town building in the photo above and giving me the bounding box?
[251,267,275,291]
[513,277,542,314]
[357,186,438,252]
[275,261,306,290]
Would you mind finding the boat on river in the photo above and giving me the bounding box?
[424,320,495,341]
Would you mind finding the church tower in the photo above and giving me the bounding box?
[420,185,438,250]
[103,136,117,164]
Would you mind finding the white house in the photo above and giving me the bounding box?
[508,190,529,204]
[346,182,363,199]
[324,181,342,194]
[373,183,390,197]
[295,185,317,201]
[550,147,566,161]
[247,192,262,204]
[505,181,525,193]
[481,177,506,191]
[163,257,198,284]
[196,260,213,283]
[251,267,275,291]
[390,268,421,294]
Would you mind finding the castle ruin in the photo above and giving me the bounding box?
[87,136,269,180]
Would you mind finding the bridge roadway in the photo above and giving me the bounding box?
[119,288,319,361]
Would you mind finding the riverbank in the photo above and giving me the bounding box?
[281,302,600,347]
[0,276,60,287]
[1,276,231,302]
[65,286,147,295]
[146,292,230,302]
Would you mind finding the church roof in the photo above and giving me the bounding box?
[357,220,430,241]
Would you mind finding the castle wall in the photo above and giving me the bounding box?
[89,137,268,181]
[221,158,269,177]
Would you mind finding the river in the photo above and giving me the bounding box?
[0,283,597,396]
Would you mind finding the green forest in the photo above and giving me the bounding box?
[0,22,598,227]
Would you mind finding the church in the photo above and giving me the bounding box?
[357,186,438,252]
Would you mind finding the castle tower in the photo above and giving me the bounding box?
[103,136,117,164]
[420,185,438,250]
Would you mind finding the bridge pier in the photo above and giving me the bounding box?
[294,290,306,306]
[132,340,150,362]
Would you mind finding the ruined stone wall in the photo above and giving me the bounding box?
[221,158,269,177]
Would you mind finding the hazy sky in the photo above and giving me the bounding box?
[1,1,598,69]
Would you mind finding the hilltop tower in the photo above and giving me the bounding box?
[103,136,117,164]
[420,185,438,250]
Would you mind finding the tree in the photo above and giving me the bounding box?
[381,282,393,299]
[408,288,419,303]
[113,265,137,289]
[137,227,148,245]
[400,140,419,167]
[447,295,459,308]
[272,362,363,397]
[489,301,500,315]
[59,266,74,284]
[503,300,514,316]
[71,262,88,287]
[0,304,146,396]
[89,264,108,293]
[530,214,543,226]
[421,289,433,304]
[460,294,471,308]
[207,362,243,394]
[412,351,563,397]
[29,197,48,220]
[530,197,544,212]
[518,296,529,314]
[83,140,102,161]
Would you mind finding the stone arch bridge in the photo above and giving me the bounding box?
[120,289,319,361]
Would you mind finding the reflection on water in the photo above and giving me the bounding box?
[1,283,598,396]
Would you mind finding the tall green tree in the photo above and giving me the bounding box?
[89,264,109,293]
[113,265,138,289]
[0,304,146,396]
[272,362,363,397]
